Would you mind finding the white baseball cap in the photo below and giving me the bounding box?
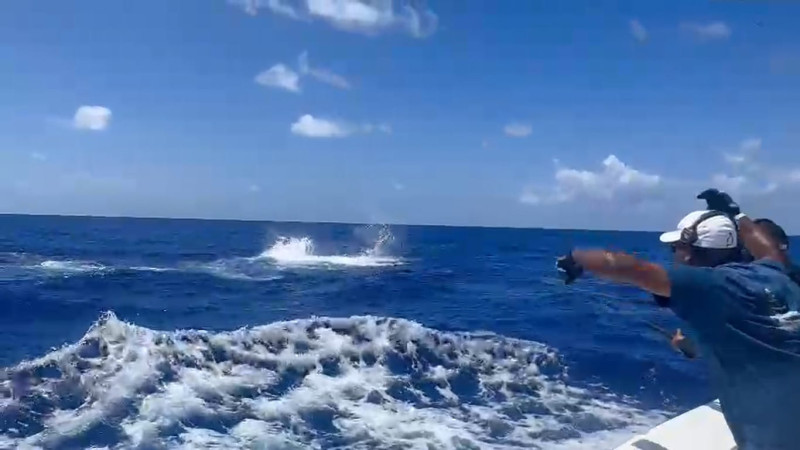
[659,210,739,249]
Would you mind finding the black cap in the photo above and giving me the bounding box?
[754,218,789,251]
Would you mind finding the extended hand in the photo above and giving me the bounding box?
[556,252,584,285]
[697,188,740,216]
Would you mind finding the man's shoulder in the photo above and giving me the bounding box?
[716,259,785,277]
[717,259,800,299]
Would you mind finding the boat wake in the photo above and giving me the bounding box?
[0,314,666,449]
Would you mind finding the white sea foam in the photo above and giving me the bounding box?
[38,260,109,274]
[0,313,666,449]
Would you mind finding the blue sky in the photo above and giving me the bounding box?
[1,0,799,230]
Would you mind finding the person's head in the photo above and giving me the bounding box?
[754,218,790,255]
[659,210,742,267]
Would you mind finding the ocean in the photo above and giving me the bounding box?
[0,214,722,449]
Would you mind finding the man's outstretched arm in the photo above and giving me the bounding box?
[570,250,671,297]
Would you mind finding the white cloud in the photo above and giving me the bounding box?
[521,155,662,205]
[392,181,405,191]
[30,152,47,161]
[681,21,731,40]
[254,64,301,92]
[230,0,437,37]
[290,114,390,138]
[504,122,532,138]
[249,184,262,193]
[630,19,647,42]
[298,52,351,89]
[290,114,351,138]
[73,106,111,131]
[712,173,747,193]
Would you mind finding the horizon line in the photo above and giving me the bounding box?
[0,211,665,234]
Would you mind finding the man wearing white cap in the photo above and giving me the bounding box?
[555,189,800,450]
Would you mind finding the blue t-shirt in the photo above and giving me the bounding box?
[668,259,800,450]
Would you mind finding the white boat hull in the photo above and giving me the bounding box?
[615,400,736,450]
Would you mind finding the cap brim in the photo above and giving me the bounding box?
[659,230,682,244]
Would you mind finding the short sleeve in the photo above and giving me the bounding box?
[667,265,730,331]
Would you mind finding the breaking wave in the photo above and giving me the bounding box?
[0,314,665,449]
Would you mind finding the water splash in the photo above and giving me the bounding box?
[0,313,665,449]
[257,235,401,268]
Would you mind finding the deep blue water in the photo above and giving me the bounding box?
[0,214,733,449]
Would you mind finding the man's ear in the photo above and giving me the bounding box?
[684,252,693,264]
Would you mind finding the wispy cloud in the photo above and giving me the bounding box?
[722,138,761,167]
[681,21,731,41]
[256,53,351,93]
[254,63,301,92]
[629,19,647,43]
[290,114,391,138]
[30,152,47,161]
[503,122,532,138]
[362,122,392,134]
[230,0,438,38]
[298,52,351,89]
[712,138,798,196]
[73,106,111,131]
[521,155,662,205]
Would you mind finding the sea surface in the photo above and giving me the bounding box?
[0,214,760,449]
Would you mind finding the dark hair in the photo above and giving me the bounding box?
[690,246,743,267]
[754,218,789,251]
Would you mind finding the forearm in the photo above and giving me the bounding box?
[572,249,671,297]
[738,216,785,263]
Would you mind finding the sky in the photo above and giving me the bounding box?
[1,0,800,231]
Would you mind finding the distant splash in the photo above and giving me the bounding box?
[255,235,401,268]
[194,227,402,280]
[0,313,666,449]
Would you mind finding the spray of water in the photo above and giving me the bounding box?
[256,227,401,268]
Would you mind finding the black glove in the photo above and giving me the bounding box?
[556,252,583,285]
[697,188,740,216]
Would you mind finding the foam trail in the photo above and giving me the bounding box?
[0,313,666,449]
[129,266,176,273]
[38,260,109,274]
[258,236,401,267]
